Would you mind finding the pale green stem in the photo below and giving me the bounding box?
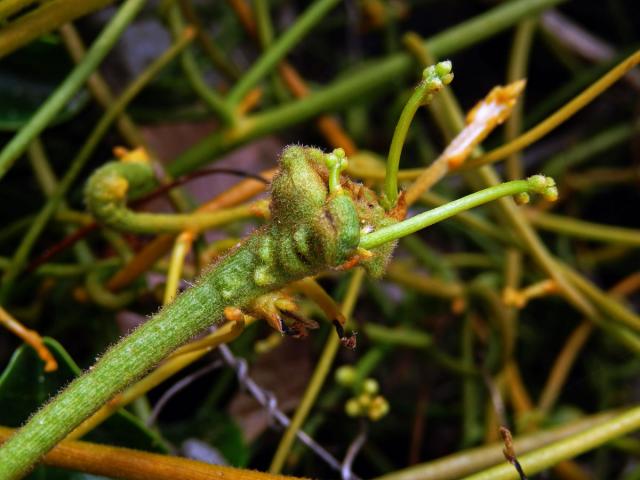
[59,23,144,148]
[528,210,640,247]
[383,62,453,207]
[361,179,550,250]
[504,18,536,181]
[375,410,618,480]
[0,0,145,180]
[167,5,234,125]
[0,0,38,21]
[462,406,640,480]
[100,203,261,234]
[0,0,114,58]
[254,0,274,48]
[0,258,121,277]
[543,121,640,177]
[560,265,640,333]
[226,0,340,105]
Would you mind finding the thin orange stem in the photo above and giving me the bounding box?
[292,277,345,324]
[0,425,305,480]
[537,271,640,415]
[226,0,257,37]
[237,87,264,115]
[0,306,57,372]
[505,362,534,417]
[502,279,558,309]
[537,321,593,415]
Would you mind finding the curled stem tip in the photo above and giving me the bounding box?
[421,60,454,103]
[526,174,558,202]
[384,61,454,208]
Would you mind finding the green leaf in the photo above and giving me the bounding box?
[0,337,167,453]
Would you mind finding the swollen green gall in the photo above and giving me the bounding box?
[0,145,400,478]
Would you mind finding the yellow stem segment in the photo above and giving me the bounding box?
[464,49,640,170]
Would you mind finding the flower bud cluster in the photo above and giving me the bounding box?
[335,366,390,421]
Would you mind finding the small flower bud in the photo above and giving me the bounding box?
[329,148,347,171]
[345,398,362,417]
[441,72,454,85]
[335,365,357,387]
[514,192,530,205]
[435,60,453,77]
[362,378,379,395]
[527,174,547,192]
[543,186,558,202]
[357,393,372,408]
[368,396,390,421]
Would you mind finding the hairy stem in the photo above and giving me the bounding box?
[0,146,393,477]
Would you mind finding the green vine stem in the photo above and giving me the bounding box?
[225,0,341,106]
[526,210,640,247]
[383,61,453,208]
[85,156,262,233]
[0,0,37,21]
[361,175,558,250]
[166,5,235,125]
[0,0,146,180]
[59,23,144,147]
[167,0,566,178]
